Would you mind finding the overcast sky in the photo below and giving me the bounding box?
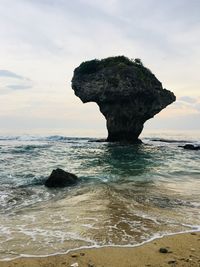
[0,0,200,136]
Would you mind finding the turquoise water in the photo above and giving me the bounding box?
[0,133,200,259]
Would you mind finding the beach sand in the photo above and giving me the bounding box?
[0,232,200,267]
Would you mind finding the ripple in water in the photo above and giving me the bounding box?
[0,134,200,259]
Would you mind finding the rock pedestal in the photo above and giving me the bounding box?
[72,56,176,143]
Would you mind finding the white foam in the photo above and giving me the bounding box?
[1,228,200,262]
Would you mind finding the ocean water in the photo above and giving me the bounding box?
[0,133,200,260]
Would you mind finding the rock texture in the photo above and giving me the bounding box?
[45,168,78,188]
[72,56,176,142]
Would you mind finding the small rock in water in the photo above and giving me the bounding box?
[159,247,169,253]
[45,168,79,188]
[183,144,200,150]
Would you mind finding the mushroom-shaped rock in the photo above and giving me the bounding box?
[45,168,78,188]
[72,56,176,143]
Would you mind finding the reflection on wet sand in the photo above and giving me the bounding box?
[0,180,196,259]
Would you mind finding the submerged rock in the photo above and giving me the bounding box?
[72,56,176,143]
[45,168,78,188]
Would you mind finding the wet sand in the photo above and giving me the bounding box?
[0,232,200,267]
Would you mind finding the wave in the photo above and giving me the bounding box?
[0,135,67,141]
[145,138,200,145]
[0,135,91,142]
[10,144,52,154]
[1,135,199,145]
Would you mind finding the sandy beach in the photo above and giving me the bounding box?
[0,232,200,267]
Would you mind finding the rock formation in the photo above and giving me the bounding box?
[182,144,200,150]
[45,168,79,188]
[71,56,176,143]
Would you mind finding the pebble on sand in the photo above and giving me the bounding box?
[159,248,169,253]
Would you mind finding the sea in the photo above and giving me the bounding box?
[0,132,200,260]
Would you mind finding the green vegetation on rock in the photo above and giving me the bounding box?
[74,56,146,76]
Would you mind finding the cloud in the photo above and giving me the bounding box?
[0,0,200,133]
[7,84,32,90]
[195,103,200,112]
[170,96,200,115]
[0,69,33,93]
[178,96,198,104]
[145,113,200,131]
[0,70,30,80]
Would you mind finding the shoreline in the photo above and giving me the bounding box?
[1,231,200,267]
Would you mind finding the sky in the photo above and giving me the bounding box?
[0,0,200,137]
